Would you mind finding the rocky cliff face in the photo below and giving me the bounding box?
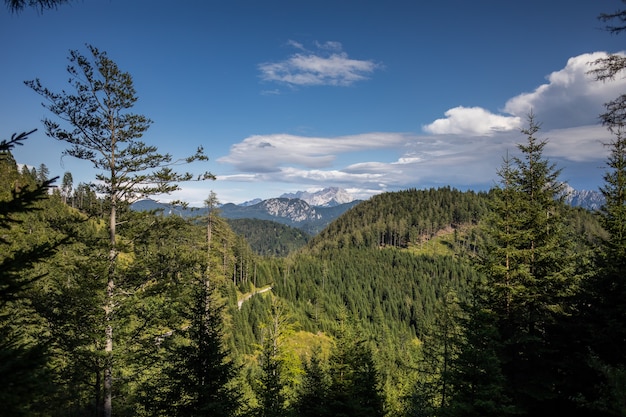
[561,184,604,211]
[260,198,322,223]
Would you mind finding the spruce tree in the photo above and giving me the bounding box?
[478,114,577,415]
[327,322,384,417]
[160,283,242,417]
[296,345,330,417]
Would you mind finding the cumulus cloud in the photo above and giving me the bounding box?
[423,106,522,136]
[258,41,381,87]
[423,52,626,137]
[504,51,626,128]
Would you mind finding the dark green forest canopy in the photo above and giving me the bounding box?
[227,218,310,257]
[309,187,491,252]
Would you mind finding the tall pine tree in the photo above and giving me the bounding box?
[25,45,213,417]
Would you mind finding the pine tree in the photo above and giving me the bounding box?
[25,45,213,417]
[578,118,626,417]
[445,283,514,417]
[254,297,292,417]
[61,171,73,205]
[409,290,463,417]
[0,130,67,415]
[327,322,384,417]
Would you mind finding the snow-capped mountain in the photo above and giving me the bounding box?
[561,184,604,211]
[279,187,355,207]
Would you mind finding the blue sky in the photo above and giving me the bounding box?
[1,0,625,204]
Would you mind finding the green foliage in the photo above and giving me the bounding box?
[466,114,585,415]
[25,45,215,417]
[228,218,310,257]
[155,284,242,416]
[310,187,489,252]
[296,345,331,417]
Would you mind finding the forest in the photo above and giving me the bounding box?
[2,1,626,417]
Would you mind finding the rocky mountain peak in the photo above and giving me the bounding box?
[280,187,355,207]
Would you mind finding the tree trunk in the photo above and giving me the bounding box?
[104,201,116,417]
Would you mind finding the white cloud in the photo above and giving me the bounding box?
[503,51,626,128]
[423,52,626,137]
[210,52,619,203]
[423,106,522,136]
[258,41,381,87]
[217,132,409,172]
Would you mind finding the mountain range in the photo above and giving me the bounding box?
[131,185,604,236]
[131,187,361,235]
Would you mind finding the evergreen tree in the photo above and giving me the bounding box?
[26,44,213,417]
[409,290,463,417]
[327,322,384,417]
[296,345,330,417]
[159,283,242,417]
[584,44,626,416]
[445,283,514,417]
[61,171,73,205]
[573,6,626,414]
[254,298,292,417]
[6,0,72,13]
[0,130,68,415]
[37,163,49,185]
[477,114,577,415]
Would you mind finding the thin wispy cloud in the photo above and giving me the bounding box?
[258,40,381,87]
[217,132,410,172]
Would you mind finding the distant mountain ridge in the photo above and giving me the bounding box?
[130,195,360,236]
[218,198,360,235]
[561,184,604,211]
[280,187,355,207]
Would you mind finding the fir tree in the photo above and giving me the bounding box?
[296,345,330,417]
[160,283,242,417]
[477,114,577,415]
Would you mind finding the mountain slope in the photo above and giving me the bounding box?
[227,218,309,257]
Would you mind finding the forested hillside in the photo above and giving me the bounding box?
[226,218,309,257]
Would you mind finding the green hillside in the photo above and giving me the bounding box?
[227,218,310,257]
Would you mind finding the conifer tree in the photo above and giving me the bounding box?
[61,171,73,205]
[296,345,330,417]
[0,130,67,415]
[445,284,514,417]
[478,114,576,415]
[409,290,463,417]
[327,321,384,417]
[160,283,242,417]
[25,44,213,417]
[254,297,292,417]
[576,6,626,413]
